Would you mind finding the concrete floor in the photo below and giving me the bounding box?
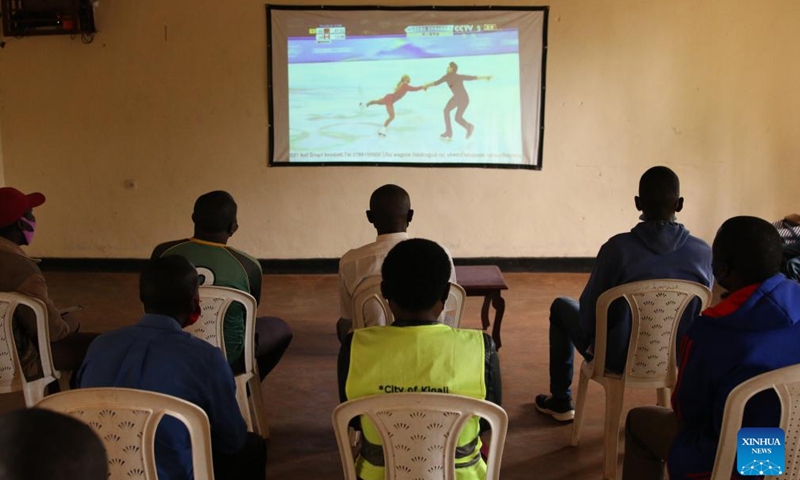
[22,271,662,480]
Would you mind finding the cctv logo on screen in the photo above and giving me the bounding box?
[737,428,785,476]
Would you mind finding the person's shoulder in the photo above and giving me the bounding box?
[682,233,712,253]
[151,239,191,259]
[226,246,261,270]
[339,241,374,266]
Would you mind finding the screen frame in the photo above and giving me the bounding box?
[266,4,549,170]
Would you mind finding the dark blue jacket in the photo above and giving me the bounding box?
[77,314,247,480]
[579,221,713,372]
[669,274,800,479]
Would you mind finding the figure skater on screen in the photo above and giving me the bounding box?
[424,62,492,140]
[362,75,426,137]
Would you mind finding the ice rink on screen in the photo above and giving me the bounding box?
[287,54,525,165]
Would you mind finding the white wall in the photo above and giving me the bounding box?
[0,0,798,259]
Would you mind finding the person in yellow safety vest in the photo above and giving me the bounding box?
[337,238,502,480]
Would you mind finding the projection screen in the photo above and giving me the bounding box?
[267,6,548,169]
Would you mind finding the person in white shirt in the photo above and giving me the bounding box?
[336,185,456,341]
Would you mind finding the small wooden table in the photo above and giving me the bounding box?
[455,265,509,349]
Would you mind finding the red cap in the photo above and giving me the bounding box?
[0,188,46,228]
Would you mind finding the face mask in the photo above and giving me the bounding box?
[19,217,36,245]
[185,297,201,327]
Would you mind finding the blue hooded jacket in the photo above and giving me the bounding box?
[579,221,713,372]
[669,274,800,479]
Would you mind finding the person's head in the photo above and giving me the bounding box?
[366,184,413,235]
[712,216,784,293]
[191,191,238,243]
[401,75,410,84]
[0,408,108,480]
[0,187,45,246]
[634,166,683,222]
[381,238,451,321]
[140,256,200,327]
[448,62,458,73]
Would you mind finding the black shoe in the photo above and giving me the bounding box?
[535,394,575,422]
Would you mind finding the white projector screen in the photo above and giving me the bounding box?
[267,6,548,169]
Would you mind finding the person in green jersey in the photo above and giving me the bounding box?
[152,191,292,379]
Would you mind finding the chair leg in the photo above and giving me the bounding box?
[657,387,670,408]
[248,375,270,439]
[570,366,590,446]
[235,376,254,431]
[602,381,625,480]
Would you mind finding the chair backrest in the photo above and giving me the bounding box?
[593,279,711,388]
[710,364,800,480]
[352,276,391,329]
[37,387,215,480]
[352,277,466,329]
[332,393,508,480]
[0,292,58,403]
[188,286,257,374]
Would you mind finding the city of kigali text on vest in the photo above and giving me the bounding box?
[378,384,450,393]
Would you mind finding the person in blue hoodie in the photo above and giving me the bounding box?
[622,216,800,480]
[535,166,713,421]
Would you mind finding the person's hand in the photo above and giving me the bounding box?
[485,75,493,81]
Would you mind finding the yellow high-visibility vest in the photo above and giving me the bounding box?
[346,324,487,480]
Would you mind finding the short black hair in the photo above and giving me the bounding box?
[140,256,198,315]
[369,184,410,217]
[638,166,681,216]
[192,190,237,233]
[381,239,451,312]
[714,216,783,285]
[0,408,108,480]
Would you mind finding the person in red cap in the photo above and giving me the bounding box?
[0,187,97,381]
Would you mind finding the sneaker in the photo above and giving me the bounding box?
[440,132,452,140]
[535,394,575,422]
[378,126,387,137]
[466,124,475,139]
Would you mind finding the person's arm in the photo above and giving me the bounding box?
[229,250,263,306]
[424,75,448,88]
[406,85,424,92]
[671,328,713,429]
[338,262,353,324]
[16,271,74,340]
[784,214,800,225]
[482,334,502,406]
[337,333,354,403]
[203,349,248,454]
[578,243,620,342]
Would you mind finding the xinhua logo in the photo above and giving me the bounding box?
[737,427,785,476]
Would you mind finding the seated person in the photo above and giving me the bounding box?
[338,238,501,480]
[772,213,800,244]
[622,216,800,480]
[337,184,456,341]
[152,190,291,379]
[0,187,97,380]
[77,256,266,480]
[535,166,713,421]
[0,408,108,480]
[773,214,800,281]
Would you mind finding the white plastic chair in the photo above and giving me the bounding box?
[333,393,508,480]
[186,286,268,438]
[570,279,712,480]
[351,276,466,329]
[37,387,215,480]
[710,364,800,480]
[0,292,60,407]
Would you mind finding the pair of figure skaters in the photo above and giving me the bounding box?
[362,62,492,139]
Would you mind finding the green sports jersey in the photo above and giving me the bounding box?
[152,238,262,363]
